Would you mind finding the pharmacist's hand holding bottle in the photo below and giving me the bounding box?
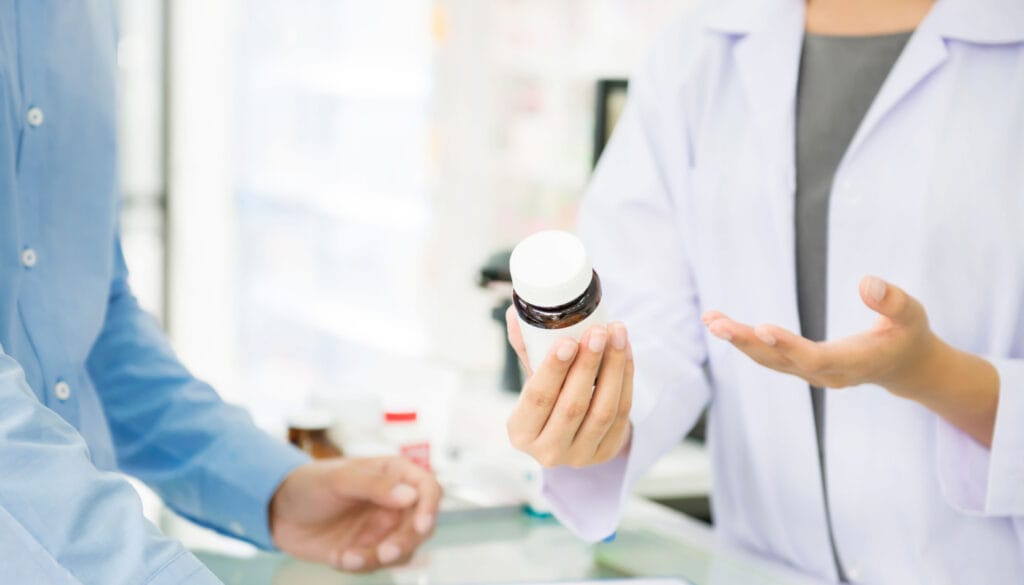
[506,310,635,468]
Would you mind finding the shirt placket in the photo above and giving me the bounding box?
[14,0,80,425]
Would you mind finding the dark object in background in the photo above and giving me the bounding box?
[594,79,630,168]
[287,413,344,459]
[478,250,523,393]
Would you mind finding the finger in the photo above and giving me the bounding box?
[327,458,420,510]
[351,506,423,570]
[859,275,925,326]
[373,514,422,569]
[593,344,634,463]
[333,524,406,572]
[350,508,403,548]
[701,310,727,326]
[334,460,440,572]
[393,458,442,537]
[540,326,608,450]
[751,323,822,370]
[570,323,628,456]
[707,315,790,371]
[505,305,533,377]
[507,337,578,446]
[756,323,884,388]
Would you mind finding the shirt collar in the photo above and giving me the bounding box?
[703,0,1024,44]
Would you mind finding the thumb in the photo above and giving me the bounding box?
[506,305,533,377]
[326,461,420,509]
[858,275,923,325]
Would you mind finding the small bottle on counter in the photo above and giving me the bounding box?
[382,410,431,470]
[287,410,344,460]
[510,230,606,372]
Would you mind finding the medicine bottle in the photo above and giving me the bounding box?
[382,410,431,470]
[287,410,344,460]
[509,230,606,373]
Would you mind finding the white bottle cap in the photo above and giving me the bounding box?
[510,230,594,309]
[287,409,335,431]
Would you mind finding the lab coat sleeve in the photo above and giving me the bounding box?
[0,346,223,585]
[85,234,311,550]
[936,357,1024,518]
[541,42,712,541]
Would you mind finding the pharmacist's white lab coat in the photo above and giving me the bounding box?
[542,0,1024,583]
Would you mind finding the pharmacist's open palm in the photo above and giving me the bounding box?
[506,307,634,468]
[270,457,441,573]
[702,276,937,395]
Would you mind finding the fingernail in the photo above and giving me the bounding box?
[556,339,577,361]
[867,277,887,303]
[611,324,627,350]
[589,328,608,353]
[415,513,434,535]
[341,551,364,571]
[756,330,777,346]
[710,326,732,342]
[377,542,402,565]
[391,483,417,505]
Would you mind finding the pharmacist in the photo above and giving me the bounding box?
[506,0,1024,582]
[0,4,439,583]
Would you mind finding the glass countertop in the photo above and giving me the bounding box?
[195,499,824,585]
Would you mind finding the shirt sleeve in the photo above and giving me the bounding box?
[0,347,223,585]
[935,357,1024,517]
[86,234,310,550]
[540,38,712,541]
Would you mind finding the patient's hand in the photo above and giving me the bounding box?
[505,307,634,468]
[270,457,441,574]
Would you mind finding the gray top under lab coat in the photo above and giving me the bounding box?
[795,30,913,581]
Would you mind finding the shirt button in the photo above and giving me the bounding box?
[26,107,44,128]
[54,381,72,401]
[20,248,38,268]
[229,521,246,536]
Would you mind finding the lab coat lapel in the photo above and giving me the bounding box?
[722,0,805,315]
[842,28,949,164]
[844,0,1024,163]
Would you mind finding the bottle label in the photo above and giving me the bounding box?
[518,305,606,373]
[400,441,431,470]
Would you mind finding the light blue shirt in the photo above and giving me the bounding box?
[0,2,310,583]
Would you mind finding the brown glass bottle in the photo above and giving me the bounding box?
[513,270,603,329]
[288,427,343,459]
[509,230,607,372]
[287,411,344,459]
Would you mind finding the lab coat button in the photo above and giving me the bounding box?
[54,381,72,401]
[21,248,38,268]
[26,107,44,128]
[846,566,861,581]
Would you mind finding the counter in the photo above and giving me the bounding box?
[195,497,825,585]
